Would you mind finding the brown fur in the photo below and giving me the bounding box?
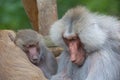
[0,30,16,44]
[0,30,47,80]
[15,29,58,79]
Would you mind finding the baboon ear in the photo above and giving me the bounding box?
[8,33,15,42]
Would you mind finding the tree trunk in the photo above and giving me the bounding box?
[21,0,39,32]
[22,0,58,35]
[21,0,60,56]
[37,0,58,36]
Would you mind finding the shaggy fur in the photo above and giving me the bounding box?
[50,6,120,80]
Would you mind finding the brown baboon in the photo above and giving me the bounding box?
[15,29,57,79]
[0,30,47,80]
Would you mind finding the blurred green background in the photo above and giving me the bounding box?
[0,0,120,31]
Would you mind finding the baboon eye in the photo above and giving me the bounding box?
[22,44,33,48]
[73,37,77,39]
[29,44,35,47]
[23,44,26,47]
[36,42,39,45]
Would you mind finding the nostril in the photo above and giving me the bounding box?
[70,57,76,63]
[33,58,38,61]
[70,54,76,62]
[32,56,38,62]
[71,59,76,63]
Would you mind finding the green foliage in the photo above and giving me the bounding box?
[57,0,120,18]
[0,0,120,30]
[0,0,32,31]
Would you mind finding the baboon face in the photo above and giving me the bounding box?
[15,30,42,65]
[22,42,40,64]
[63,34,86,66]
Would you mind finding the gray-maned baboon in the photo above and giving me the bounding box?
[50,6,120,80]
[15,29,57,79]
[0,30,47,80]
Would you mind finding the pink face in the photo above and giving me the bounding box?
[63,34,86,66]
[23,43,40,64]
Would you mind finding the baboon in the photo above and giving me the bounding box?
[50,6,120,80]
[0,30,47,80]
[15,29,57,79]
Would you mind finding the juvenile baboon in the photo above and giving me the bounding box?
[0,30,47,80]
[50,6,120,80]
[15,29,57,79]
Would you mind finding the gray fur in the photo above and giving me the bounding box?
[39,44,58,79]
[15,29,58,79]
[50,6,120,80]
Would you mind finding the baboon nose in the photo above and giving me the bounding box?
[33,58,38,61]
[32,58,38,64]
[32,56,38,62]
[70,54,76,62]
[71,59,76,63]
[70,57,76,63]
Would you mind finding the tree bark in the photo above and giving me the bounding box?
[21,0,60,56]
[21,0,39,32]
[22,0,58,35]
[37,0,58,35]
